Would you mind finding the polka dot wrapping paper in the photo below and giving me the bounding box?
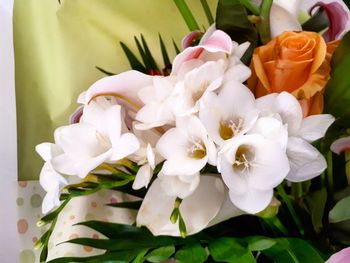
[17,181,136,262]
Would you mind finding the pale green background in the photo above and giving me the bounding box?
[14,0,217,180]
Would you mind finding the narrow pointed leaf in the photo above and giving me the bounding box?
[173,0,200,31]
[106,200,142,210]
[173,39,181,54]
[159,34,171,67]
[329,196,350,223]
[200,0,214,25]
[95,66,115,76]
[120,41,147,73]
[141,34,159,70]
[146,246,175,263]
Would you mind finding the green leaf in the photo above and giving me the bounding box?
[173,0,200,31]
[158,34,171,67]
[95,66,115,76]
[106,200,142,210]
[120,41,147,73]
[244,236,276,251]
[132,249,148,263]
[208,237,255,263]
[175,243,208,263]
[304,188,327,232]
[146,245,175,263]
[215,0,258,64]
[140,34,159,71]
[262,238,324,263]
[172,39,181,54]
[47,249,144,263]
[200,0,214,25]
[324,31,350,118]
[302,7,329,32]
[329,196,350,223]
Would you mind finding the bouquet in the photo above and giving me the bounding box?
[34,0,350,262]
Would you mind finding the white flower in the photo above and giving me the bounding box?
[136,175,229,236]
[256,92,335,182]
[157,115,217,175]
[173,60,226,116]
[51,97,140,178]
[199,81,259,146]
[218,133,290,214]
[156,115,216,197]
[130,127,163,190]
[135,76,177,130]
[36,143,69,214]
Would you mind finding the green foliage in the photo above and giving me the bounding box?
[324,31,350,119]
[304,188,327,233]
[146,246,175,262]
[175,243,208,263]
[329,196,350,223]
[215,0,258,63]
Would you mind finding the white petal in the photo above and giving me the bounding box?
[156,128,189,160]
[146,144,156,169]
[136,175,225,236]
[286,137,327,182]
[229,188,273,214]
[159,173,200,199]
[39,162,67,191]
[51,154,77,176]
[110,133,140,161]
[76,150,113,178]
[208,192,245,227]
[224,63,251,83]
[161,156,208,176]
[132,164,153,190]
[55,124,108,160]
[36,143,62,162]
[270,4,302,38]
[298,114,335,142]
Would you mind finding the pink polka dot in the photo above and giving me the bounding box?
[17,219,28,234]
[110,197,118,204]
[93,234,99,239]
[83,246,93,252]
[18,181,27,188]
[91,201,97,208]
[69,215,75,220]
[32,236,38,243]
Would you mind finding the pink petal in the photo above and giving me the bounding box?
[172,30,233,74]
[182,31,203,49]
[326,247,350,263]
[69,106,84,124]
[309,1,350,41]
[330,136,350,155]
[83,70,153,109]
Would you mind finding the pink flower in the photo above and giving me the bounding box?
[326,247,350,263]
[309,1,350,41]
[331,136,350,155]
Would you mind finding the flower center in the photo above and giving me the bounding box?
[233,145,255,173]
[188,137,207,159]
[219,118,244,140]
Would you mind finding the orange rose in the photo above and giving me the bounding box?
[248,31,339,116]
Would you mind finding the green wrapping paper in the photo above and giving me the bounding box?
[14,0,217,180]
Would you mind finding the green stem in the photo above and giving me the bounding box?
[239,0,260,16]
[173,0,200,31]
[327,151,334,194]
[257,0,273,44]
[277,185,305,235]
[200,0,214,25]
[292,183,303,199]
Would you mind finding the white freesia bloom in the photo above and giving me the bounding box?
[219,133,290,214]
[36,143,69,214]
[156,115,216,197]
[199,81,259,146]
[130,127,163,190]
[135,76,177,130]
[137,175,229,236]
[157,115,216,174]
[51,97,140,178]
[256,92,335,182]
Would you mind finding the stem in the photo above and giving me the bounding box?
[239,0,260,16]
[200,0,214,25]
[276,185,305,235]
[327,151,334,194]
[173,0,200,31]
[257,0,273,44]
[292,183,303,199]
